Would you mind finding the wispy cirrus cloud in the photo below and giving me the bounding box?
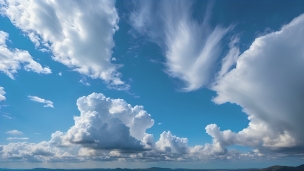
[130,1,230,91]
[28,95,54,108]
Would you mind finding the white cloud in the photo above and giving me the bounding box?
[28,95,54,108]
[0,93,289,163]
[51,93,154,151]
[6,137,29,141]
[211,14,304,153]
[58,72,62,76]
[0,86,5,102]
[130,1,230,91]
[79,77,90,86]
[0,31,51,79]
[0,0,128,89]
[216,37,240,80]
[0,141,80,162]
[6,130,23,135]
[155,131,189,154]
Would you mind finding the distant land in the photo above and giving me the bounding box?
[1,164,304,171]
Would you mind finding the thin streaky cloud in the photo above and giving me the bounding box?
[28,95,54,108]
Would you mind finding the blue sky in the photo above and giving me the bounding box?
[0,0,304,169]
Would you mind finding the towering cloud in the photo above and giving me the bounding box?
[210,14,304,153]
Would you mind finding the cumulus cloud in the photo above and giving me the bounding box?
[28,95,54,108]
[0,93,232,162]
[210,14,304,153]
[50,93,154,152]
[0,93,162,162]
[6,130,23,135]
[0,93,281,163]
[155,131,189,154]
[0,0,127,89]
[0,31,51,79]
[130,1,230,91]
[0,86,5,102]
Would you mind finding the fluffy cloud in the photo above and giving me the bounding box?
[28,95,54,108]
[6,130,23,135]
[0,0,127,89]
[0,86,5,102]
[0,93,277,163]
[130,1,230,91]
[0,31,51,79]
[155,131,189,154]
[210,14,304,153]
[0,93,235,162]
[51,93,154,151]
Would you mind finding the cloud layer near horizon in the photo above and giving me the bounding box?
[1,88,303,163]
[0,93,262,163]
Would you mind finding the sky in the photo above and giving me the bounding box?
[0,0,304,169]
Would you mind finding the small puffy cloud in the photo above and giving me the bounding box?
[6,130,23,135]
[28,96,54,108]
[1,0,127,89]
[211,14,304,153]
[0,31,51,79]
[0,86,5,102]
[155,131,189,154]
[6,137,29,141]
[58,72,62,76]
[130,1,230,91]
